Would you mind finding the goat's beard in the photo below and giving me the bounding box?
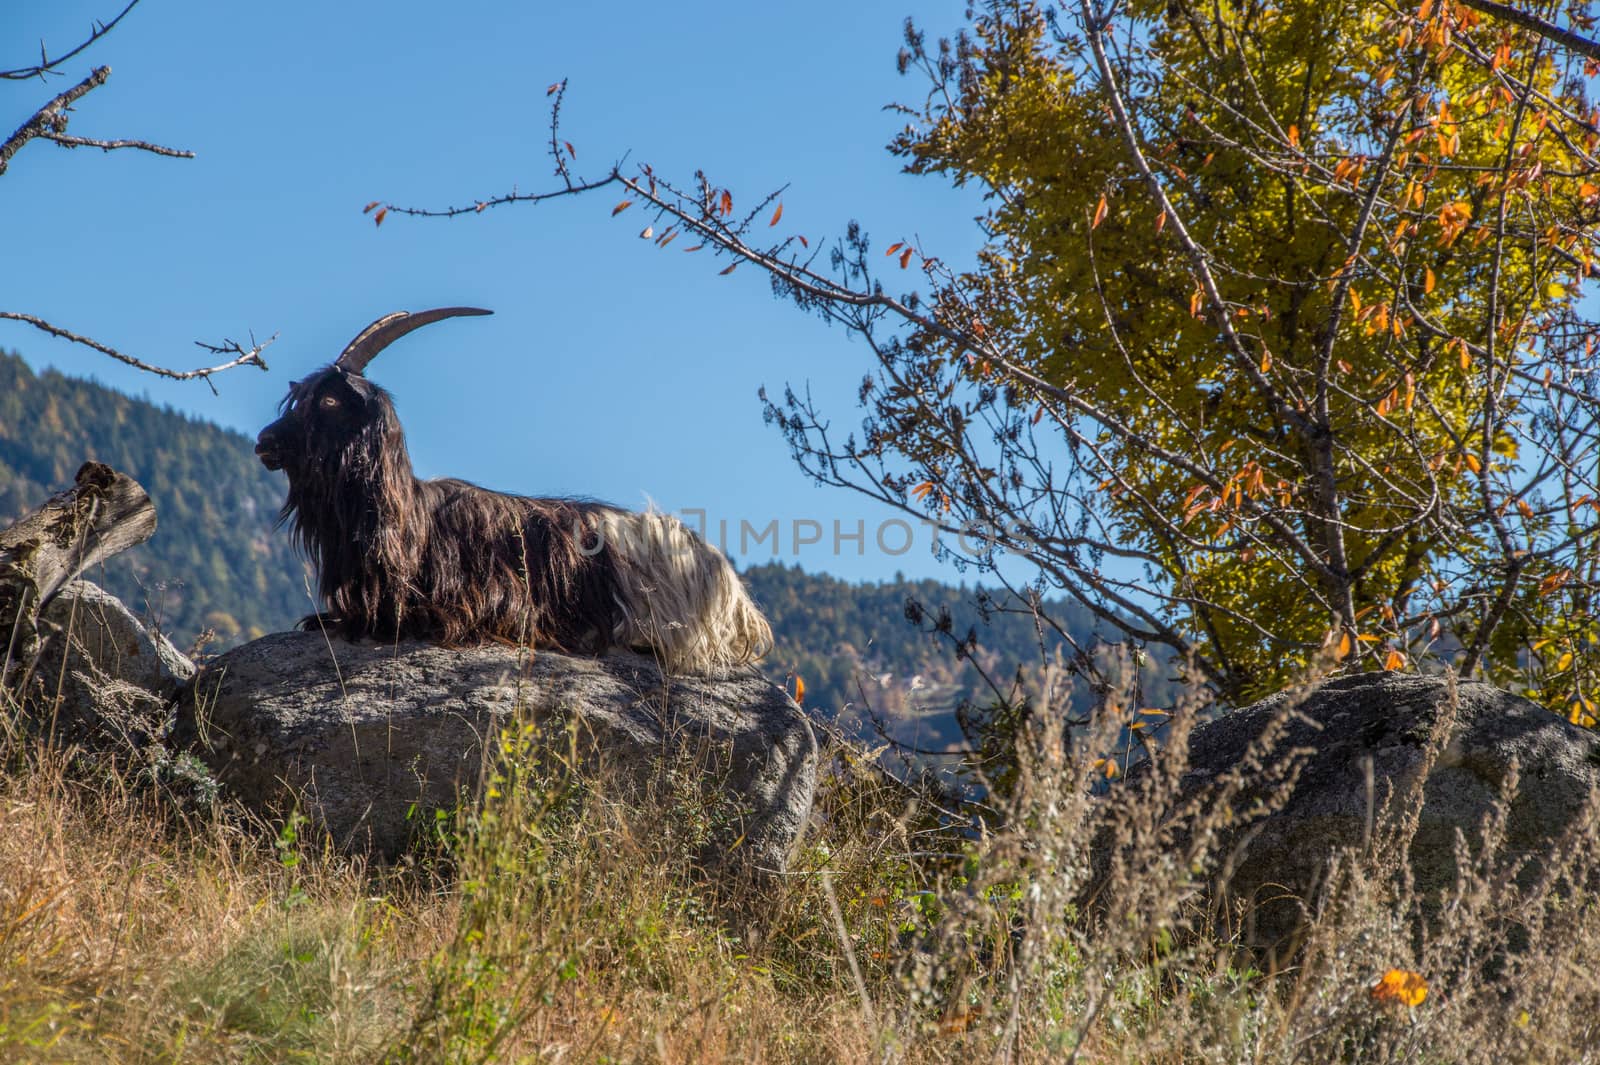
[282,421,428,642]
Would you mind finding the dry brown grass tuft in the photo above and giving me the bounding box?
[0,745,440,1061]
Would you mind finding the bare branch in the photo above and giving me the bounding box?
[0,1,141,80]
[1,9,272,392]
[2,64,192,176]
[381,169,623,220]
[1,65,109,175]
[0,312,274,387]
[40,132,192,159]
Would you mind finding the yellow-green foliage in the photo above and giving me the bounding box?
[895,1,1597,702]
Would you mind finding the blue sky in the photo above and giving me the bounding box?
[3,0,987,583]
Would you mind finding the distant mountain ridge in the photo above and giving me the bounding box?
[0,349,1142,733]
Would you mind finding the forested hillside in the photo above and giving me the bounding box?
[0,350,304,646]
[0,350,1152,738]
[748,561,1098,710]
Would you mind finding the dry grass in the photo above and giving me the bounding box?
[0,671,1597,1064]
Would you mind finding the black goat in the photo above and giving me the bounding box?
[255,308,772,673]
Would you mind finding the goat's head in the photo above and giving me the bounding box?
[255,307,492,475]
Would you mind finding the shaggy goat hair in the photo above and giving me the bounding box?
[254,307,772,675]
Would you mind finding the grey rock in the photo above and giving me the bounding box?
[182,632,818,873]
[1167,672,1600,945]
[26,581,195,744]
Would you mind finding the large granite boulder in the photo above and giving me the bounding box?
[181,632,818,874]
[1167,672,1600,945]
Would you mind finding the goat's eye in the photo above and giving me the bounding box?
[319,394,341,410]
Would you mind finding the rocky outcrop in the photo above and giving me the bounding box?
[181,632,818,873]
[1167,672,1600,945]
[26,580,194,745]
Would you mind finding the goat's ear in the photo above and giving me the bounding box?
[339,373,383,409]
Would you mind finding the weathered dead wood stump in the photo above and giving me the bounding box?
[2,461,156,694]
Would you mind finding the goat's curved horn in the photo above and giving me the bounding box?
[333,307,494,375]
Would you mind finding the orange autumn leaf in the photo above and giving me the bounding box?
[719,189,734,216]
[885,241,904,257]
[792,674,806,705]
[769,202,784,226]
[1438,201,1472,245]
[1538,570,1570,595]
[611,200,634,216]
[1155,210,1167,234]
[1424,267,1436,294]
[1384,649,1407,671]
[1338,631,1354,659]
[1371,969,1428,1007]
[899,246,915,269]
[373,207,388,227]
[1287,123,1300,147]
[362,201,381,214]
[1092,193,1109,230]
[718,260,739,275]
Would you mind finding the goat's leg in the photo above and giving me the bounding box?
[296,611,342,632]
